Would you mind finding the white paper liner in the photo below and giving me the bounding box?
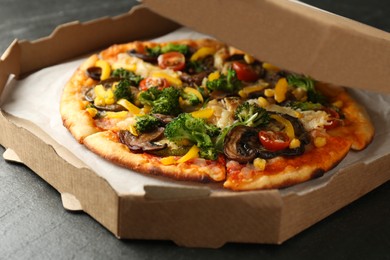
[1,27,390,196]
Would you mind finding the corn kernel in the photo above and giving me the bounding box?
[244,54,255,64]
[289,138,301,149]
[94,96,105,106]
[314,137,327,148]
[253,158,266,171]
[264,88,275,97]
[332,100,343,108]
[257,97,269,108]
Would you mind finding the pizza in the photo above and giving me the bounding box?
[60,38,374,191]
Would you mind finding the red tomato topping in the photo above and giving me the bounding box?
[258,131,290,151]
[139,77,169,91]
[232,61,259,82]
[157,52,186,71]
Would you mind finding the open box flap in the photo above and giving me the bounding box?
[142,0,390,94]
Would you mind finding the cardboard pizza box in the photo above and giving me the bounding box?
[0,1,389,248]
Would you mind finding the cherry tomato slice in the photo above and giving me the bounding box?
[258,131,290,151]
[139,77,169,91]
[157,52,186,71]
[232,61,259,82]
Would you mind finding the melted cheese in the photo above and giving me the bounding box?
[249,100,330,131]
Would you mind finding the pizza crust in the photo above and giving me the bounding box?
[224,135,352,190]
[83,131,226,182]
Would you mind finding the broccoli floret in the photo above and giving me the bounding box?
[138,86,181,115]
[164,113,220,160]
[235,102,270,127]
[111,68,142,86]
[113,79,133,101]
[146,43,189,57]
[215,102,270,152]
[135,114,163,133]
[287,74,326,104]
[180,91,202,106]
[206,69,242,93]
[161,43,189,55]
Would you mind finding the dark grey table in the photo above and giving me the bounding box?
[1,0,389,259]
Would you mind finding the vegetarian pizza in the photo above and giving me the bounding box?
[60,38,374,191]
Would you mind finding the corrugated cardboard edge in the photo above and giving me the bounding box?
[0,110,121,234]
[143,0,390,94]
[118,190,284,248]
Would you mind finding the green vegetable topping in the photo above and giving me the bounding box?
[111,68,142,86]
[215,102,270,152]
[164,113,220,160]
[180,91,202,106]
[138,86,181,115]
[113,79,133,101]
[135,114,163,133]
[146,43,189,57]
[287,101,323,111]
[287,74,326,104]
[206,68,242,93]
[235,102,270,127]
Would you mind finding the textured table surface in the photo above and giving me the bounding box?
[0,0,389,259]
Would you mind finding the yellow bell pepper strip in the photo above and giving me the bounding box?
[238,84,268,98]
[160,145,200,165]
[160,156,177,166]
[207,71,220,81]
[191,108,214,119]
[274,77,288,103]
[86,107,98,117]
[95,60,111,80]
[183,87,204,103]
[151,71,182,86]
[105,111,128,119]
[270,114,295,140]
[190,47,216,61]
[177,145,200,163]
[262,62,280,72]
[117,99,141,115]
[128,124,139,137]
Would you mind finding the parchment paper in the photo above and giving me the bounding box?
[1,28,389,196]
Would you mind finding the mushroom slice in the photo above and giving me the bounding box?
[118,127,166,153]
[224,125,259,163]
